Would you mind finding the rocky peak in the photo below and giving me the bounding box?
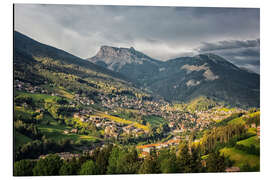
[96,46,138,59]
[88,45,159,71]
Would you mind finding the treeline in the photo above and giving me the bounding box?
[14,143,232,176]
[235,143,260,156]
[14,120,41,140]
[200,124,247,153]
[15,139,73,161]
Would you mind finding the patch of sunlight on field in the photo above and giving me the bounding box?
[247,128,257,136]
[228,117,245,125]
[57,87,74,99]
[97,113,149,131]
[220,147,259,168]
[237,136,260,149]
[79,135,97,140]
[248,111,260,118]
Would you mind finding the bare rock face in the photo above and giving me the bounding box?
[88,46,156,71]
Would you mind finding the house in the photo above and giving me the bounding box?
[142,147,152,153]
[57,152,81,161]
[63,130,69,134]
[168,122,175,128]
[251,123,256,128]
[96,123,102,128]
[39,155,47,159]
[140,151,149,158]
[71,129,78,133]
[201,159,206,167]
[225,167,240,172]
[73,113,80,118]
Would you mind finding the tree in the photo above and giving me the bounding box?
[116,148,140,174]
[107,146,122,174]
[206,152,226,172]
[176,143,192,173]
[79,160,98,175]
[32,154,63,176]
[190,145,203,173]
[14,159,36,176]
[95,144,113,174]
[158,149,177,173]
[59,158,80,175]
[107,146,140,174]
[138,156,157,174]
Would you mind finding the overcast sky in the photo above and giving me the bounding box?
[14,4,260,73]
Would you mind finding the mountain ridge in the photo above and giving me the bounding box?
[14,31,131,82]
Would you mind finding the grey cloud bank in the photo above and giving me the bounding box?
[14,4,260,73]
[197,39,260,73]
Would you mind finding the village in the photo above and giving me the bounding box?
[14,79,244,144]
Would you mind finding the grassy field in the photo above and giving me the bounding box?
[220,147,259,168]
[217,107,237,112]
[15,91,61,103]
[15,131,33,148]
[97,113,149,131]
[247,127,257,136]
[14,106,35,120]
[56,86,74,99]
[237,136,260,149]
[248,111,260,118]
[228,117,246,125]
[37,123,99,143]
[142,115,165,127]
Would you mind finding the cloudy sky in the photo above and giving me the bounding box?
[14,4,260,73]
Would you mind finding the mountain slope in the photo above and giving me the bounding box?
[14,31,150,99]
[150,54,260,107]
[87,47,260,108]
[14,31,130,82]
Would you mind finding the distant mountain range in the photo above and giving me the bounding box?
[88,46,260,107]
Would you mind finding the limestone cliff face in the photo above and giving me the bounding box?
[88,46,158,71]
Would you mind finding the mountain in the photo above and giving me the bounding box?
[14,31,130,82]
[87,47,260,108]
[87,46,163,84]
[14,31,150,99]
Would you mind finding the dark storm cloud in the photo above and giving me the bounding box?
[198,39,260,52]
[14,4,259,72]
[197,39,260,73]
